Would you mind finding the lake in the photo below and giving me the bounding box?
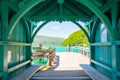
[42,46,79,52]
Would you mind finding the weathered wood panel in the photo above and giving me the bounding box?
[7,21,29,79]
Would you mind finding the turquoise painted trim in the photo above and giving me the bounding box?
[117,71,120,77]
[91,41,120,46]
[114,41,120,45]
[91,19,100,42]
[32,21,50,41]
[5,0,45,40]
[90,42,112,46]
[0,41,31,46]
[72,21,90,42]
[8,60,31,73]
[91,59,112,72]
[21,19,31,42]
[0,72,3,77]
[76,0,114,40]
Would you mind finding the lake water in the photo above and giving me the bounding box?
[42,46,79,52]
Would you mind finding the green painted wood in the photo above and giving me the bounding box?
[76,0,114,40]
[8,60,31,73]
[0,2,8,40]
[91,19,100,42]
[111,2,119,80]
[21,19,31,43]
[91,59,112,72]
[31,15,90,21]
[64,3,81,16]
[117,71,120,77]
[0,72,3,77]
[25,0,52,17]
[91,42,112,46]
[69,1,92,16]
[91,0,117,21]
[5,0,45,40]
[0,41,31,46]
[57,0,64,4]
[0,2,9,80]
[40,3,58,15]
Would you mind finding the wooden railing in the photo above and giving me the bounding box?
[79,47,90,57]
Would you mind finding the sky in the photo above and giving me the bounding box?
[36,21,85,38]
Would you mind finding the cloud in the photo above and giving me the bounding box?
[51,26,59,29]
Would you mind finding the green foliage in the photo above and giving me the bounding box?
[61,29,89,46]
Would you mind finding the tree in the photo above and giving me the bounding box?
[61,29,89,46]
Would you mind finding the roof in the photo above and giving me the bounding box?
[8,0,110,22]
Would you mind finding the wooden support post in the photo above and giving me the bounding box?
[0,2,9,80]
[26,46,32,67]
[0,45,8,80]
[89,22,95,67]
[111,2,119,80]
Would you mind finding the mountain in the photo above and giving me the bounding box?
[32,35,65,47]
[61,29,89,46]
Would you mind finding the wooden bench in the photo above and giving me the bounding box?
[80,64,111,80]
[10,65,41,80]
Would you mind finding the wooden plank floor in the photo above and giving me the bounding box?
[11,65,41,80]
[80,64,111,80]
[31,52,91,80]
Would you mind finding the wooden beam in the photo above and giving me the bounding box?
[21,19,31,42]
[8,60,31,73]
[72,21,90,42]
[91,19,100,42]
[0,41,31,46]
[5,0,45,40]
[63,3,85,16]
[31,0,56,16]
[69,0,92,16]
[76,0,114,40]
[90,42,112,46]
[91,59,113,72]
[31,15,90,21]
[91,0,117,21]
[7,1,19,12]
[0,2,9,80]
[111,2,119,80]
[40,3,58,15]
[25,0,51,17]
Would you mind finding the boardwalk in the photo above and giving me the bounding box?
[31,52,91,80]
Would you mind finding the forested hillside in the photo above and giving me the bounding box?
[61,29,89,46]
[32,35,65,46]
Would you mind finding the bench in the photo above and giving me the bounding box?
[80,64,111,80]
[10,65,41,80]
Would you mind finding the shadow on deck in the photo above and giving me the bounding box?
[30,53,92,80]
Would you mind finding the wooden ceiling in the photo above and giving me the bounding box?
[7,0,111,22]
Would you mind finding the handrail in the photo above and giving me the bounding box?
[0,41,31,46]
[91,59,112,72]
[8,60,31,73]
[79,46,90,56]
